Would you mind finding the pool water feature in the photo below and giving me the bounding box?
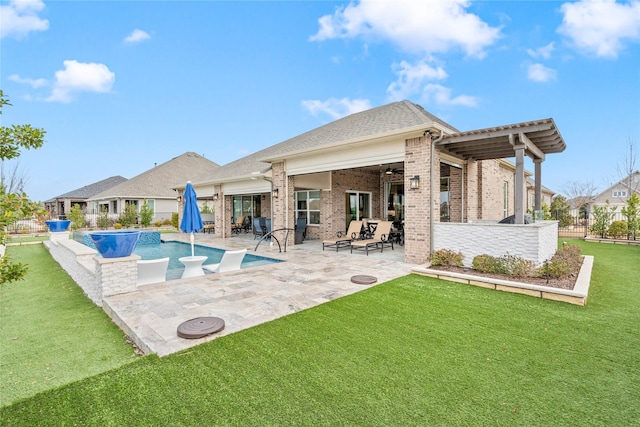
[135,241,283,280]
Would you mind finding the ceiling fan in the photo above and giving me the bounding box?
[384,166,404,175]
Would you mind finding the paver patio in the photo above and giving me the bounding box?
[103,233,414,357]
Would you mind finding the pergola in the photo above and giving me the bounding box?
[437,118,566,224]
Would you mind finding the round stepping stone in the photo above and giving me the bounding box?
[351,275,377,285]
[177,316,225,339]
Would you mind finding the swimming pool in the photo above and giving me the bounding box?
[135,241,283,280]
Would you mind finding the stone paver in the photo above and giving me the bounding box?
[103,234,414,357]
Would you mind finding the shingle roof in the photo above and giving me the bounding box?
[89,152,219,200]
[195,100,457,185]
[47,176,128,201]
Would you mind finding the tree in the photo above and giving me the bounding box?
[67,203,86,230]
[562,181,598,219]
[615,138,638,201]
[0,90,46,285]
[550,195,573,228]
[139,199,153,227]
[589,200,616,238]
[621,192,639,240]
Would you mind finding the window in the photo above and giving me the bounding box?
[440,177,450,222]
[613,190,627,197]
[503,181,509,218]
[345,191,371,229]
[295,190,320,225]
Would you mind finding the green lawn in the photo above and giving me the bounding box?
[0,244,140,406]
[1,239,639,426]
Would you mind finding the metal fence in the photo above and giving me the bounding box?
[6,212,178,235]
[556,211,637,240]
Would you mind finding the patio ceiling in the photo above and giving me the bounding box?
[436,118,566,161]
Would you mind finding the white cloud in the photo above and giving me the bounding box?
[46,60,115,103]
[310,0,501,58]
[527,42,555,59]
[558,0,640,58]
[9,74,48,88]
[422,84,478,107]
[387,59,447,101]
[301,97,372,120]
[0,0,49,39]
[124,29,150,43]
[527,63,557,82]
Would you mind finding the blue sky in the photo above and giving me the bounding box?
[2,0,639,202]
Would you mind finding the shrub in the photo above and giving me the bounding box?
[163,218,172,226]
[118,204,138,228]
[472,253,535,278]
[96,211,110,229]
[114,223,123,230]
[171,213,179,229]
[472,254,497,273]
[154,220,163,227]
[429,249,464,267]
[538,244,582,278]
[67,204,86,230]
[608,220,628,239]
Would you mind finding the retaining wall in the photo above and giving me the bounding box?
[47,238,140,307]
[433,220,558,267]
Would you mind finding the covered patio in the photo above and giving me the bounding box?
[182,101,567,266]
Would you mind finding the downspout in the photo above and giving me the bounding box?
[430,131,444,255]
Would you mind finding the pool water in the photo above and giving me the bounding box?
[134,241,283,280]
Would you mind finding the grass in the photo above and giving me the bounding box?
[1,239,639,425]
[0,244,140,406]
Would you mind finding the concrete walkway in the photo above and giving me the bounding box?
[103,233,414,357]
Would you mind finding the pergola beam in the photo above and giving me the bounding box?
[518,132,546,161]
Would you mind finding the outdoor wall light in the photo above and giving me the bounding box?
[213,193,219,201]
[273,188,279,198]
[410,175,420,190]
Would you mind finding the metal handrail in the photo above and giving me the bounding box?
[254,227,294,253]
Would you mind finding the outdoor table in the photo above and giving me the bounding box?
[179,256,208,278]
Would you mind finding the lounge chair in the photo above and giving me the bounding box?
[137,257,170,285]
[350,221,394,255]
[322,220,363,252]
[231,215,245,234]
[203,249,246,273]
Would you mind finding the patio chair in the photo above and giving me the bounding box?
[253,217,264,239]
[231,215,245,234]
[350,220,394,255]
[322,220,363,252]
[296,217,307,239]
[203,249,247,273]
[137,257,170,285]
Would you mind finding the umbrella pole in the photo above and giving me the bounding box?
[190,232,195,257]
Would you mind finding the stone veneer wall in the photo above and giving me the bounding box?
[433,221,559,267]
[47,238,140,307]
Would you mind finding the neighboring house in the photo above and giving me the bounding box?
[588,171,640,219]
[184,100,566,265]
[88,152,220,224]
[44,175,128,218]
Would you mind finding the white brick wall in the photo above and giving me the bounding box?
[47,239,140,306]
[433,221,558,267]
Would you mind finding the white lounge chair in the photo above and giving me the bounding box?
[137,257,170,285]
[203,249,247,273]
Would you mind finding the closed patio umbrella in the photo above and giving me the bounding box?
[180,181,203,257]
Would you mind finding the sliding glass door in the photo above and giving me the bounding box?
[345,191,371,229]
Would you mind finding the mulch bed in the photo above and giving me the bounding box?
[427,264,580,290]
